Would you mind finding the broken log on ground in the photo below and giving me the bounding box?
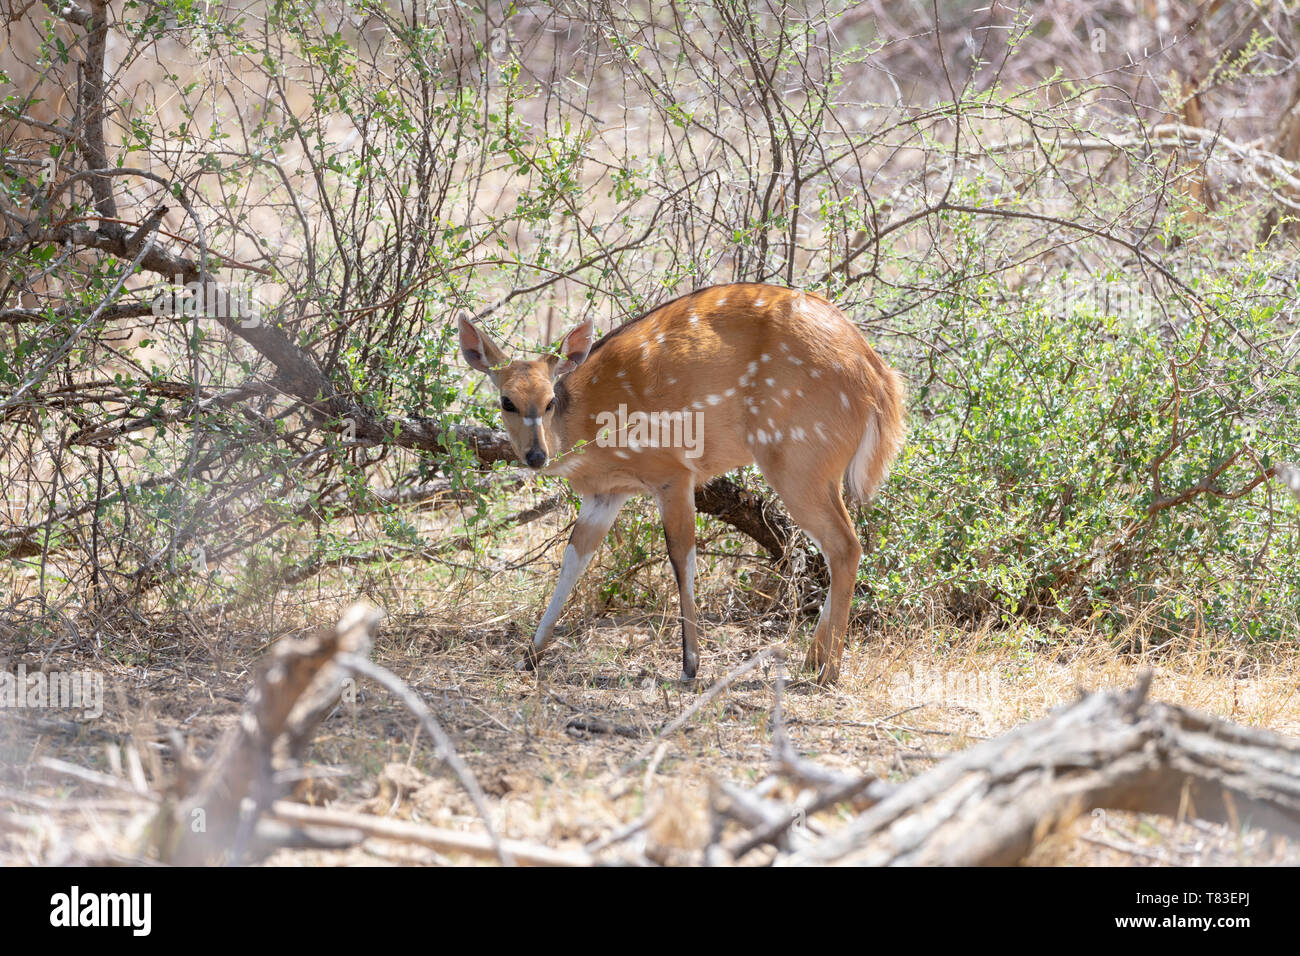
[777,673,1300,865]
[156,602,383,864]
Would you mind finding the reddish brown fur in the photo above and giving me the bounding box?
[459,283,904,683]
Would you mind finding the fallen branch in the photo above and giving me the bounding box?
[157,603,382,864]
[708,658,893,861]
[567,715,645,739]
[334,652,513,866]
[264,801,591,866]
[785,673,1300,865]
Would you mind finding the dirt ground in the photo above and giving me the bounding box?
[3,500,1299,866]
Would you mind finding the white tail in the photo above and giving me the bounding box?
[458,283,905,683]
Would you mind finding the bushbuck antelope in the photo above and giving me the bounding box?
[458,283,904,683]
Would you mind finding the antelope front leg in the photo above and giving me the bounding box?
[655,477,699,681]
[521,493,628,670]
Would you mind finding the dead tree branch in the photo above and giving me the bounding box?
[785,674,1300,866]
[158,603,382,864]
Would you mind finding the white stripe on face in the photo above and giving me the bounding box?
[523,416,542,426]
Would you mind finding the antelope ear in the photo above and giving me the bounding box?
[550,317,595,379]
[457,312,508,376]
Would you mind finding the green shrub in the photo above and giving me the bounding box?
[868,268,1299,643]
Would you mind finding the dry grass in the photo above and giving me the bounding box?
[3,495,1299,866]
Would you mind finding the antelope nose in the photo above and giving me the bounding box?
[525,448,546,469]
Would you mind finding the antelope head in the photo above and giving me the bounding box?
[457,312,595,470]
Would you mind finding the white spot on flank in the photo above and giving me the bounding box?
[692,400,705,410]
[810,369,820,378]
[590,374,599,384]
[773,430,782,442]
[667,376,677,385]
[765,377,776,387]
[789,356,803,366]
[796,389,804,398]
[616,369,626,378]
[747,361,759,376]
[756,428,768,444]
[760,353,771,362]
[707,394,722,405]
[754,298,766,307]
[689,312,700,324]
[716,296,727,305]
[750,406,759,415]
[724,387,736,397]
[781,388,791,398]
[841,392,850,408]
[767,417,775,427]
[656,333,667,344]
[614,450,630,459]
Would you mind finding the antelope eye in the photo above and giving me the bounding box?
[501,397,518,413]
[545,398,556,412]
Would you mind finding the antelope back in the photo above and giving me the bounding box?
[458,283,904,501]
[548,284,903,499]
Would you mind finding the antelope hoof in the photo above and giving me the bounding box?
[516,644,542,672]
[680,655,699,684]
[803,645,839,685]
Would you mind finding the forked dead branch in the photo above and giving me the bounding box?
[783,673,1300,866]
